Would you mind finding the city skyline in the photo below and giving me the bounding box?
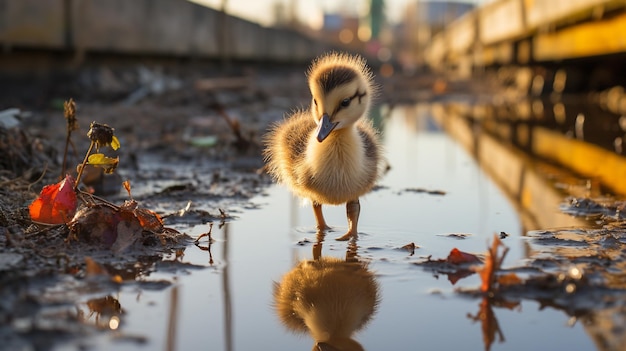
[189,0,480,29]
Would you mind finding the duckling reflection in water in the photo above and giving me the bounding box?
[264,52,382,241]
[274,256,380,351]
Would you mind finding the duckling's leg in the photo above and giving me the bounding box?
[336,199,360,241]
[313,202,331,232]
[313,231,325,260]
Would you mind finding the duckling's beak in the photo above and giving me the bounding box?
[316,113,339,142]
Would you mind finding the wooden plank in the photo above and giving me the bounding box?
[524,0,614,29]
[479,0,525,45]
[532,126,626,196]
[447,13,476,53]
[534,11,626,61]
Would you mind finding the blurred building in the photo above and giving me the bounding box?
[397,1,474,72]
[317,11,364,52]
[314,0,387,58]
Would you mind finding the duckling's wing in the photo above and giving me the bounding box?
[355,119,382,181]
[264,109,316,184]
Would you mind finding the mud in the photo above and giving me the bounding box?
[0,64,315,349]
[2,63,626,351]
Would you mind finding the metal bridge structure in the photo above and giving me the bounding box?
[424,0,626,92]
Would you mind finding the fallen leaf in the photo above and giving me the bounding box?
[69,205,120,246]
[85,295,122,316]
[85,256,109,276]
[497,273,522,286]
[119,199,163,232]
[111,210,142,253]
[401,242,417,255]
[88,153,119,174]
[447,248,482,265]
[123,180,132,198]
[69,200,163,252]
[134,207,164,232]
[479,234,509,293]
[29,174,78,224]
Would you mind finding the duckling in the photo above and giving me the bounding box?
[273,257,380,351]
[264,52,381,241]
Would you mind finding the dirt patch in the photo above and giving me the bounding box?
[7,62,625,350]
[0,63,315,349]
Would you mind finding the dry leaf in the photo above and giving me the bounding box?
[479,234,509,293]
[123,180,132,198]
[29,174,78,224]
[134,207,164,232]
[447,248,482,265]
[497,273,522,286]
[88,153,119,174]
[85,256,109,276]
[69,204,141,252]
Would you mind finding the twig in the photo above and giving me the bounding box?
[77,189,119,210]
[25,223,65,239]
[27,162,48,192]
[0,163,48,190]
[62,99,78,178]
[195,222,214,243]
[74,141,94,191]
[212,103,251,151]
[194,222,215,264]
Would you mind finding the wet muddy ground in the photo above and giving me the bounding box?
[2,63,626,350]
[0,64,307,350]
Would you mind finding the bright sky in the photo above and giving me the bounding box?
[188,0,460,28]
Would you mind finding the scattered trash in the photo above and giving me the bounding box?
[561,196,626,220]
[194,76,252,92]
[0,108,21,128]
[439,233,472,239]
[397,187,447,196]
[124,66,182,105]
[401,242,418,255]
[187,135,219,148]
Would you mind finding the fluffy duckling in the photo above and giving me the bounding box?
[273,257,380,351]
[264,52,381,240]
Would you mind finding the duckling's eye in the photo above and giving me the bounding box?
[340,98,351,108]
[313,99,318,106]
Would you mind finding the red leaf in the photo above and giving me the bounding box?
[447,248,482,265]
[134,207,164,232]
[29,174,78,224]
[479,235,510,293]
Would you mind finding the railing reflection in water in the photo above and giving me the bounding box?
[428,96,626,351]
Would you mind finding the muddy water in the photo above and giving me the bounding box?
[78,103,611,351]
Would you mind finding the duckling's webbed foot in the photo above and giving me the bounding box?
[313,202,331,232]
[336,199,360,241]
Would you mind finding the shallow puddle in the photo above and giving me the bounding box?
[74,103,620,350]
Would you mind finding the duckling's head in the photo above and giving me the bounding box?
[307,53,375,142]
